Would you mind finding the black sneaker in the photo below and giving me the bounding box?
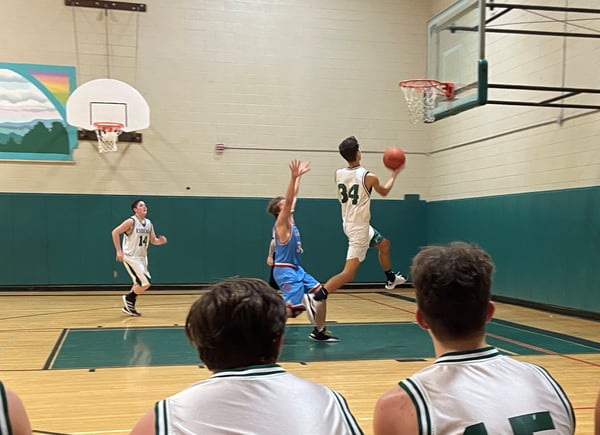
[302,293,320,325]
[385,273,407,290]
[122,295,141,317]
[309,328,339,342]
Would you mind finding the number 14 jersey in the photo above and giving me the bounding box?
[122,215,153,258]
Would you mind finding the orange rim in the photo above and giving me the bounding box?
[93,122,124,132]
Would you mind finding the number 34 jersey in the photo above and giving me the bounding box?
[336,165,371,225]
[401,346,575,435]
[122,215,153,258]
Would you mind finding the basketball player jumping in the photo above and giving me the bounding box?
[304,136,406,326]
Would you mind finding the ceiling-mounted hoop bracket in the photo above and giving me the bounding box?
[64,0,147,12]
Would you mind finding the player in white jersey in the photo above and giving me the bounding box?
[130,277,363,435]
[111,199,167,317]
[373,242,575,435]
[304,136,406,329]
[0,380,33,435]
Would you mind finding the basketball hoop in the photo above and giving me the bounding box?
[93,122,124,153]
[399,79,454,124]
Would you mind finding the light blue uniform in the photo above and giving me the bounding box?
[273,223,319,305]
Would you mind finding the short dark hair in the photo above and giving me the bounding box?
[267,196,284,218]
[411,242,495,341]
[131,199,144,211]
[185,277,286,370]
[339,136,359,162]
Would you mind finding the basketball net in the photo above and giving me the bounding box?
[399,80,454,124]
[93,122,123,153]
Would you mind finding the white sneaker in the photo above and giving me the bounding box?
[385,273,407,290]
[302,293,320,325]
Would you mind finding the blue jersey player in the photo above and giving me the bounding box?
[267,160,338,342]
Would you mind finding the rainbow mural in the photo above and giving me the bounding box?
[0,62,77,161]
[30,70,73,105]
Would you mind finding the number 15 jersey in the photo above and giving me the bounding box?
[401,346,575,435]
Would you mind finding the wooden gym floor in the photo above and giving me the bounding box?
[1,288,599,434]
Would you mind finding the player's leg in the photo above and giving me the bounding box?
[305,226,368,326]
[122,258,150,316]
[370,226,406,289]
[273,266,307,319]
[320,223,369,295]
[298,268,338,342]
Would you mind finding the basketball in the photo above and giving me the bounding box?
[383,147,406,170]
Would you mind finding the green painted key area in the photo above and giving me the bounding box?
[47,320,600,370]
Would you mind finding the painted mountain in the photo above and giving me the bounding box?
[0,119,69,153]
[0,64,76,159]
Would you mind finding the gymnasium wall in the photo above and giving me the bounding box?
[427,186,600,314]
[0,193,425,287]
[1,0,599,314]
[0,0,431,199]
[425,0,600,314]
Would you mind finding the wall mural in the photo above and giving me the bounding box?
[0,62,77,161]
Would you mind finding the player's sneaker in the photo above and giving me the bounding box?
[385,273,407,290]
[309,327,339,342]
[122,295,141,317]
[302,293,320,325]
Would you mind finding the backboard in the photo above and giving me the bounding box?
[66,78,150,132]
[427,0,487,121]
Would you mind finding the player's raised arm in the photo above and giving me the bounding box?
[278,160,310,224]
[367,164,403,197]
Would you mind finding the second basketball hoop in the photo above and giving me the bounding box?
[399,79,454,124]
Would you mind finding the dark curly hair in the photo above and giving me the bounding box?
[339,136,359,162]
[185,277,286,370]
[411,242,495,341]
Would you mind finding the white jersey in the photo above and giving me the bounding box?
[0,381,12,434]
[335,166,371,225]
[154,364,363,435]
[401,347,575,435]
[122,215,153,258]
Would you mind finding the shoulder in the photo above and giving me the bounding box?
[3,384,33,435]
[364,170,378,187]
[373,384,418,435]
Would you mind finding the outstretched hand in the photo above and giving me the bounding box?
[290,159,310,178]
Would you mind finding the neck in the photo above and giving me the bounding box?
[431,334,488,357]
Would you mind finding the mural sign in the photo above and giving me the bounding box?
[0,62,77,161]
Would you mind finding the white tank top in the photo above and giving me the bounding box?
[122,215,153,258]
[401,347,575,434]
[0,381,12,434]
[155,365,363,435]
[335,166,371,225]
